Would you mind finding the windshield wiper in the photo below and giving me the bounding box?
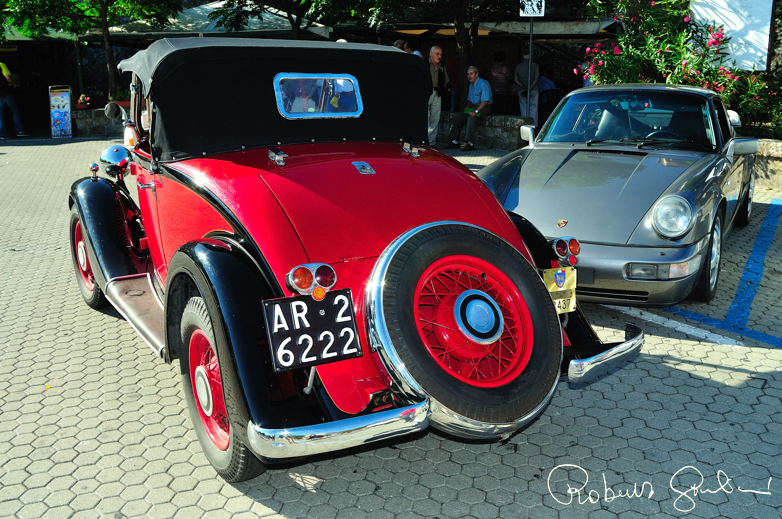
[625,138,713,151]
[585,138,620,146]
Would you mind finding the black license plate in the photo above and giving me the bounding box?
[262,288,362,372]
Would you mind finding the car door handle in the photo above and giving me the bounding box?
[138,181,160,190]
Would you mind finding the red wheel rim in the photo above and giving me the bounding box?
[414,255,534,388]
[73,220,96,291]
[189,329,230,451]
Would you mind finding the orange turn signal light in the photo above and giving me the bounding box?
[312,287,326,301]
[292,266,313,290]
[568,238,580,256]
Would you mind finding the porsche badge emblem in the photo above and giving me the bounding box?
[557,220,568,228]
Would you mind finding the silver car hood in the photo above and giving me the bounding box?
[507,146,706,243]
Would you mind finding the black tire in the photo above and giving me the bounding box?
[735,170,754,227]
[69,206,108,309]
[690,211,723,302]
[180,297,265,482]
[383,224,562,425]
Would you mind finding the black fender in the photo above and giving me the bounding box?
[165,240,327,440]
[507,212,552,270]
[68,177,137,290]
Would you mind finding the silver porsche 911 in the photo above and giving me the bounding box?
[478,85,758,306]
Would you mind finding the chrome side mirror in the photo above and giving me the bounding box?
[732,138,759,156]
[520,125,535,144]
[104,101,128,123]
[727,109,741,127]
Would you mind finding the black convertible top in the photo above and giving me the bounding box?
[118,38,433,161]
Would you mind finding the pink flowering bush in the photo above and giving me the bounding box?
[583,0,778,134]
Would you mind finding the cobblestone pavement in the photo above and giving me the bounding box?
[1,138,781,519]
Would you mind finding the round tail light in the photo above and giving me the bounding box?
[554,239,568,258]
[315,265,337,288]
[568,238,580,256]
[292,266,313,291]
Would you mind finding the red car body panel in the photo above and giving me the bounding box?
[165,143,535,414]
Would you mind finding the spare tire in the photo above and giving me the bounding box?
[368,223,562,437]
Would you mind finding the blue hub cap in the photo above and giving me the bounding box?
[454,290,504,344]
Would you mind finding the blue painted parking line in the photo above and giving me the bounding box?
[664,199,782,348]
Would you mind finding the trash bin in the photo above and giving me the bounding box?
[49,85,72,138]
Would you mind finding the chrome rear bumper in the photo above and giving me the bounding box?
[247,400,429,459]
[566,324,644,383]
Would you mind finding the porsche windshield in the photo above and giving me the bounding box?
[537,90,717,150]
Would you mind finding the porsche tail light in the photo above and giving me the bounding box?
[287,263,338,299]
[568,238,580,256]
[554,239,568,258]
[552,236,579,267]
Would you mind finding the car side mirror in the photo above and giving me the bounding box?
[104,101,128,123]
[520,125,535,144]
[732,137,758,156]
[726,110,741,127]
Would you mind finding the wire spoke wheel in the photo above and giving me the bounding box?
[415,256,533,388]
[189,329,230,451]
[378,224,562,428]
[180,296,265,482]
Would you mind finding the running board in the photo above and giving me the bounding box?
[105,274,166,357]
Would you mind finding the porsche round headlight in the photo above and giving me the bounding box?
[652,195,693,239]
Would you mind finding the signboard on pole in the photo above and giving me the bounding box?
[690,0,774,71]
[49,85,72,138]
[520,0,545,17]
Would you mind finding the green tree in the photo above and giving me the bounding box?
[3,0,183,96]
[582,0,777,132]
[209,0,314,39]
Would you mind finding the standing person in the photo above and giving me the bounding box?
[444,66,492,151]
[514,47,540,126]
[0,61,29,139]
[393,39,406,50]
[427,46,450,146]
[489,51,512,114]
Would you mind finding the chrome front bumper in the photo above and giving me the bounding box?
[247,400,429,459]
[566,324,644,383]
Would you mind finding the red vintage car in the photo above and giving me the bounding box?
[68,38,642,482]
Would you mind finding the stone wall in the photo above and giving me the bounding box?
[72,108,123,138]
[755,139,782,191]
[436,112,532,150]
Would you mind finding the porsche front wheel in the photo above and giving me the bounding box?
[69,206,108,309]
[380,224,562,427]
[180,297,265,482]
[735,170,754,226]
[690,211,723,302]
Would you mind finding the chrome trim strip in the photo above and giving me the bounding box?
[568,324,644,383]
[365,221,491,402]
[246,400,429,459]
